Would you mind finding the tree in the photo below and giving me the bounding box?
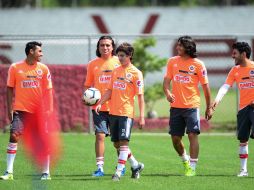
[133,37,167,118]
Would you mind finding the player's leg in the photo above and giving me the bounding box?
[236,106,252,177]
[92,111,110,177]
[0,111,23,180]
[185,108,200,176]
[169,108,191,175]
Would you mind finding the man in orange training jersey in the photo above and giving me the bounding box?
[0,41,54,180]
[95,42,145,181]
[211,42,254,177]
[83,36,122,177]
[163,36,212,177]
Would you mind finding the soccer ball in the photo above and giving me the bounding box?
[83,88,101,106]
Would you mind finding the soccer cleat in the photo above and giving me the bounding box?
[131,162,144,179]
[121,167,126,176]
[0,171,13,180]
[237,170,248,177]
[40,173,51,180]
[92,168,104,177]
[112,173,120,181]
[183,161,196,176]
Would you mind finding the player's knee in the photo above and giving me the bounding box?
[10,133,19,143]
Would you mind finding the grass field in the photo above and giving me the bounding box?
[0,133,253,190]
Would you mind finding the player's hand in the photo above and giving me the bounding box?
[205,107,213,120]
[211,101,218,111]
[166,93,175,103]
[95,104,101,115]
[138,117,145,129]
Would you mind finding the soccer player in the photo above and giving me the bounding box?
[163,36,212,176]
[0,41,53,180]
[95,42,145,181]
[210,42,254,177]
[83,36,121,177]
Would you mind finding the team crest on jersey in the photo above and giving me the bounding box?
[250,70,254,76]
[126,73,132,79]
[36,69,43,75]
[189,65,195,72]
[113,81,126,90]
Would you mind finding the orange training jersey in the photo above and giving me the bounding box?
[225,63,254,110]
[107,64,144,118]
[84,56,120,111]
[164,56,209,108]
[7,60,52,113]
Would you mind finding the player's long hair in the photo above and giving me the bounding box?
[232,42,251,59]
[178,36,197,58]
[25,41,42,56]
[96,36,116,57]
[116,42,134,60]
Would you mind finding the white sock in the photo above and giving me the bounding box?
[190,158,198,170]
[42,155,50,174]
[96,157,104,172]
[180,150,189,162]
[116,146,128,176]
[127,148,139,169]
[239,142,248,172]
[6,143,17,173]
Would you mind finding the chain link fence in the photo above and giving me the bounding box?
[1,34,253,132]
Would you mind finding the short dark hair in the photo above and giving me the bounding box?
[25,41,42,56]
[116,42,134,60]
[96,36,116,57]
[232,42,251,59]
[178,36,197,58]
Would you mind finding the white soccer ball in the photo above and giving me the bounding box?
[83,88,101,106]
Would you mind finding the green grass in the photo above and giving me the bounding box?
[136,88,238,129]
[0,133,254,190]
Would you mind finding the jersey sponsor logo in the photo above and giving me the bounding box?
[174,74,191,83]
[22,80,39,88]
[136,80,143,87]
[239,81,254,89]
[202,68,207,77]
[47,73,51,80]
[99,75,111,83]
[113,81,126,90]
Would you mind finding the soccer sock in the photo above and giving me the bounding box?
[190,158,198,170]
[42,155,50,174]
[239,142,248,172]
[6,143,17,173]
[96,157,104,172]
[127,148,139,169]
[180,150,189,162]
[116,146,129,176]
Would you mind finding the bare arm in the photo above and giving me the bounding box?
[7,87,14,121]
[138,94,145,129]
[202,83,212,120]
[163,77,175,103]
[94,89,112,114]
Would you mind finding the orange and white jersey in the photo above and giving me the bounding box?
[7,60,52,113]
[164,56,209,108]
[107,64,144,118]
[225,63,254,110]
[84,56,120,111]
